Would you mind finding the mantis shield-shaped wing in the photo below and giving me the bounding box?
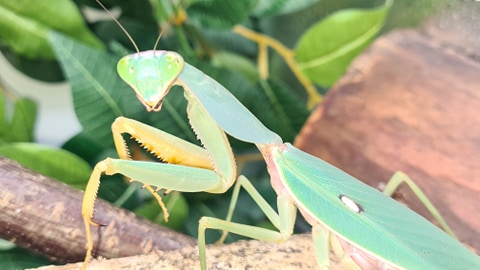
[271,144,480,269]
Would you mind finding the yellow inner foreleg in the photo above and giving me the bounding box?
[81,116,218,269]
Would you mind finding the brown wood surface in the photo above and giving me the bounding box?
[295,29,480,253]
[31,233,334,270]
[0,156,195,263]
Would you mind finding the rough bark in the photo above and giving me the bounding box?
[31,234,334,270]
[0,156,195,263]
[295,29,480,253]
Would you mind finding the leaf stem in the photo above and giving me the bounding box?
[232,25,322,108]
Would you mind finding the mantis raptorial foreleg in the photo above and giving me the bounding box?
[111,117,213,169]
[81,87,238,269]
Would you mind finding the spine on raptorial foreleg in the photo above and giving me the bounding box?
[81,159,113,270]
[82,159,111,223]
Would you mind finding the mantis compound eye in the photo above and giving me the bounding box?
[165,52,182,69]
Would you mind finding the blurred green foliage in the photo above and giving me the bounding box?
[0,0,448,268]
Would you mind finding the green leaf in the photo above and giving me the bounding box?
[61,131,108,165]
[8,98,37,143]
[0,92,37,144]
[187,0,258,29]
[253,0,320,17]
[0,91,8,142]
[48,31,130,146]
[0,0,103,59]
[295,0,392,86]
[0,143,91,190]
[252,79,309,143]
[211,51,259,83]
[0,239,15,250]
[0,247,51,269]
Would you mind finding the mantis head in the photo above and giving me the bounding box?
[117,50,184,111]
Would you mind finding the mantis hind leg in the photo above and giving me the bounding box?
[207,175,353,269]
[198,175,297,270]
[383,171,456,238]
[298,171,458,270]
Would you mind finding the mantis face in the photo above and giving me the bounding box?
[117,50,184,111]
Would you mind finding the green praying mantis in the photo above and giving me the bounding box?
[80,1,480,269]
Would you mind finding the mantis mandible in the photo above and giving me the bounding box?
[81,2,480,269]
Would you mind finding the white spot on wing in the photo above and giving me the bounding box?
[339,195,363,213]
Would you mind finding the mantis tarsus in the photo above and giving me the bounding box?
[81,2,480,269]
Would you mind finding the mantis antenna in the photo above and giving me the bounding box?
[95,0,184,52]
[152,0,185,50]
[95,0,140,53]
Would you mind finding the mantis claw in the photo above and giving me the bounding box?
[85,215,105,227]
[93,220,107,227]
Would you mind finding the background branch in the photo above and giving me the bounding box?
[0,156,195,263]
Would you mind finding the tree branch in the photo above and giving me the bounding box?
[31,234,333,270]
[0,156,195,263]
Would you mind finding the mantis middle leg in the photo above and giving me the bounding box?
[198,175,299,269]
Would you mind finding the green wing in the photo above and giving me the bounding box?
[275,143,480,269]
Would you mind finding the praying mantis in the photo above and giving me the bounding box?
[80,1,480,269]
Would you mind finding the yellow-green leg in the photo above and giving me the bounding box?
[81,113,236,269]
[199,175,299,269]
[383,171,456,238]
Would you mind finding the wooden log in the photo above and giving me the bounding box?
[0,156,195,263]
[30,234,332,270]
[295,29,480,252]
